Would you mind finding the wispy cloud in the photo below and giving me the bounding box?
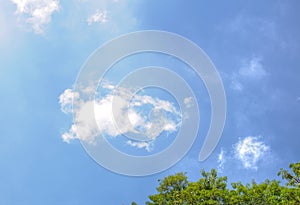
[239,57,266,79]
[217,148,226,172]
[220,10,294,53]
[87,9,108,25]
[11,0,60,34]
[230,77,244,91]
[126,140,152,152]
[227,14,277,41]
[59,82,182,151]
[234,136,270,170]
[230,56,267,91]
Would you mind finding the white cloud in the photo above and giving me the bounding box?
[239,57,266,79]
[62,124,77,143]
[126,140,152,152]
[184,97,193,108]
[234,136,270,170]
[128,109,144,127]
[131,95,180,115]
[58,0,137,39]
[59,89,79,114]
[11,0,60,34]
[59,82,181,150]
[230,56,267,92]
[163,122,177,132]
[87,9,108,25]
[217,148,226,172]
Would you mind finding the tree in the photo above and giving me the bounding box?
[278,161,300,187]
[133,161,300,205]
[146,172,188,205]
[277,161,300,203]
[183,169,229,204]
[229,179,295,204]
[145,169,229,205]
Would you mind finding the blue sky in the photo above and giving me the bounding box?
[1,0,300,204]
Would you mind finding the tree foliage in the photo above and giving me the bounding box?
[132,161,300,204]
[278,161,300,187]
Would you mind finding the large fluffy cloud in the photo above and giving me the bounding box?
[59,82,182,151]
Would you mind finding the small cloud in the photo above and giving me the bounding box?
[230,78,244,91]
[184,97,193,108]
[297,97,300,101]
[126,140,152,152]
[62,124,77,143]
[101,81,115,90]
[217,148,226,172]
[59,89,79,114]
[239,57,266,79]
[11,0,60,34]
[230,56,267,92]
[234,136,270,170]
[87,9,108,25]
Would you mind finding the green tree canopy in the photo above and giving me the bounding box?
[132,161,300,205]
